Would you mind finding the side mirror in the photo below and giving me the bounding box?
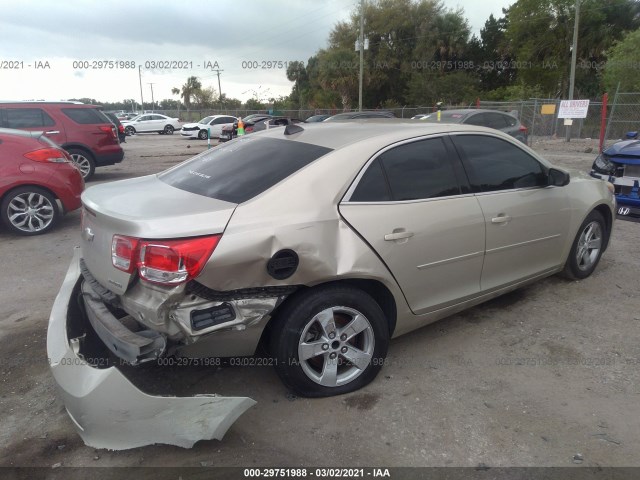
[548,168,570,187]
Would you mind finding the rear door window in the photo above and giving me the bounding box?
[350,137,460,202]
[3,108,55,128]
[159,136,332,204]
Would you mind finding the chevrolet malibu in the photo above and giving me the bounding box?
[48,122,615,447]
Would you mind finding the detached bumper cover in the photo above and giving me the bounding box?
[47,248,256,450]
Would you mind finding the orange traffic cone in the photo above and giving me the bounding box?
[237,117,245,136]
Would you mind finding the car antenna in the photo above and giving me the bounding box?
[284,124,304,135]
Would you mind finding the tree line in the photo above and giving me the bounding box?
[284,0,640,110]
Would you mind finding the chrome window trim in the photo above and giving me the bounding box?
[341,131,551,205]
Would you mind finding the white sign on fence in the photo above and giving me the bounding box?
[558,100,590,119]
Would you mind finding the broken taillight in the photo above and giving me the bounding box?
[111,235,221,285]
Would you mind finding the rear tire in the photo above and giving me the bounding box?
[270,285,389,397]
[164,125,174,135]
[562,210,607,280]
[1,186,60,235]
[66,148,95,180]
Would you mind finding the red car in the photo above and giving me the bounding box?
[0,128,84,235]
[0,101,125,180]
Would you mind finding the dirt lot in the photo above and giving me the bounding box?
[0,132,639,469]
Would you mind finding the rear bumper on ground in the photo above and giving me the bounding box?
[47,248,255,450]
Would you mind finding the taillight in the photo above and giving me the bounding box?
[24,147,69,163]
[245,127,254,133]
[519,125,528,134]
[111,235,221,285]
[118,125,125,133]
[99,125,117,139]
[112,235,139,273]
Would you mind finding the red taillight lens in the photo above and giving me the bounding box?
[118,125,125,133]
[111,234,221,285]
[24,147,69,163]
[99,125,117,139]
[245,127,254,133]
[112,235,139,273]
[519,125,528,133]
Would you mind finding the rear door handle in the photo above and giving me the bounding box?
[384,230,414,241]
[491,214,512,224]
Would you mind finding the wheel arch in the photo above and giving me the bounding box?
[258,277,398,354]
[1,183,60,206]
[61,143,95,159]
[593,203,613,251]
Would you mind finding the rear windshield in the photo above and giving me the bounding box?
[62,108,110,124]
[158,136,333,204]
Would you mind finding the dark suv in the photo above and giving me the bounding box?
[0,102,124,180]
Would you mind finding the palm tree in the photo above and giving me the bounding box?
[172,76,202,119]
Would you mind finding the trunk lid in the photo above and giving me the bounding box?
[81,175,236,295]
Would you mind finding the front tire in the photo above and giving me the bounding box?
[270,286,389,397]
[66,148,95,180]
[125,126,136,136]
[197,129,208,140]
[1,186,60,235]
[562,210,607,280]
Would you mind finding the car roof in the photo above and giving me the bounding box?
[0,101,98,107]
[249,120,516,150]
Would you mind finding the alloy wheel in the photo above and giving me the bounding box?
[297,306,375,387]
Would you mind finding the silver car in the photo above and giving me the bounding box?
[48,122,615,448]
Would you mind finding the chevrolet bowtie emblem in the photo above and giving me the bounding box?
[83,227,95,242]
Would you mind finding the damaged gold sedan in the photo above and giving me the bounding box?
[48,121,615,448]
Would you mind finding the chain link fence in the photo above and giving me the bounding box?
[151,94,639,149]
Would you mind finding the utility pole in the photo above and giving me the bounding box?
[138,65,144,113]
[565,0,580,142]
[213,69,224,109]
[148,83,155,112]
[358,0,364,112]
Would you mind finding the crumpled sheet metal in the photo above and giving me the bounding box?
[47,248,255,450]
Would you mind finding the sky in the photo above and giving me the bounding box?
[0,0,512,106]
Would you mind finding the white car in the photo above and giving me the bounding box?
[122,114,182,135]
[180,115,238,139]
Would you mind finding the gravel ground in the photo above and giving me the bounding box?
[0,132,638,470]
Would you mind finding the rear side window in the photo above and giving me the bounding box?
[452,135,546,191]
[3,108,55,128]
[159,136,333,204]
[350,138,460,202]
[351,159,391,202]
[62,108,109,124]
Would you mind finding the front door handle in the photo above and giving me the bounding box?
[44,130,60,135]
[384,230,414,241]
[491,214,512,224]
